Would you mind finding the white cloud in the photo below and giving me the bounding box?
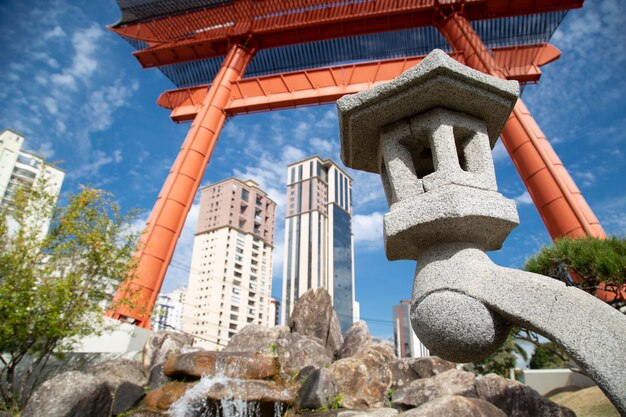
[42,97,58,115]
[50,24,104,90]
[353,211,384,243]
[35,141,56,160]
[574,171,596,188]
[292,121,310,137]
[68,149,124,180]
[315,108,338,130]
[309,137,335,155]
[163,202,200,291]
[43,26,66,40]
[513,191,533,205]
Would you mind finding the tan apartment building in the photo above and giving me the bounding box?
[182,178,276,349]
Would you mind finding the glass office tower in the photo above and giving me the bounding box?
[281,156,358,334]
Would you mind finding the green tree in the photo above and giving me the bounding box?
[529,341,570,369]
[0,182,139,411]
[524,236,626,310]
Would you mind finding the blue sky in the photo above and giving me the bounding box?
[0,0,624,339]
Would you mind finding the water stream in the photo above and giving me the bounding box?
[168,373,286,417]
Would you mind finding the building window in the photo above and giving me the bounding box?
[241,188,249,201]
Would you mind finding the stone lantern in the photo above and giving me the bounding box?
[337,49,626,413]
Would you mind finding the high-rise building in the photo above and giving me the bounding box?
[0,129,64,234]
[393,300,430,358]
[281,156,358,334]
[269,298,280,327]
[182,178,276,349]
[152,288,186,332]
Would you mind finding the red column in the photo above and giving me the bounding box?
[107,43,255,328]
[436,12,605,240]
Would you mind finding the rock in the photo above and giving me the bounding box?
[476,374,576,417]
[300,409,398,416]
[163,351,277,380]
[289,288,343,358]
[86,358,147,391]
[143,331,194,371]
[112,381,145,416]
[330,343,395,409]
[277,332,331,382]
[296,367,338,410]
[392,369,477,410]
[224,324,290,353]
[124,411,167,417]
[391,356,456,388]
[397,395,506,417]
[339,320,372,359]
[144,381,194,411]
[21,371,112,417]
[147,363,171,390]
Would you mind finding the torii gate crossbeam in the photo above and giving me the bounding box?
[106,0,608,328]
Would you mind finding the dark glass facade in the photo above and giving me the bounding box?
[332,205,353,334]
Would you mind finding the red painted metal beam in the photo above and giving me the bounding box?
[106,43,255,328]
[437,11,605,241]
[109,0,582,68]
[157,45,560,122]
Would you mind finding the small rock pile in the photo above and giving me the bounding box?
[19,288,576,417]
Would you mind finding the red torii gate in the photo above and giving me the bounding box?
[106,0,605,328]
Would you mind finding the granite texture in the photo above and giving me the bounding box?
[337,48,519,173]
[411,244,626,414]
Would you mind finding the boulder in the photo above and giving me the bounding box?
[85,358,147,391]
[147,363,171,390]
[163,351,277,380]
[300,409,399,416]
[143,331,194,371]
[296,367,338,410]
[391,357,456,388]
[21,371,111,417]
[339,320,372,359]
[289,289,343,358]
[224,324,290,353]
[277,332,331,382]
[144,381,194,411]
[396,395,506,417]
[330,343,395,409]
[392,369,477,410]
[112,381,145,416]
[476,374,576,417]
[124,411,167,417]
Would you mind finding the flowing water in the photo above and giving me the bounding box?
[168,373,286,417]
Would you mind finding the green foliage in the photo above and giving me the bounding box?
[524,236,626,309]
[318,393,344,411]
[329,392,344,410]
[0,182,138,410]
[386,387,396,407]
[267,342,278,355]
[529,342,569,369]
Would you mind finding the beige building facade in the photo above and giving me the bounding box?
[183,178,276,349]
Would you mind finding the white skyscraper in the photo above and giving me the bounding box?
[281,156,358,334]
[183,178,276,349]
[0,129,64,234]
[153,288,187,332]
